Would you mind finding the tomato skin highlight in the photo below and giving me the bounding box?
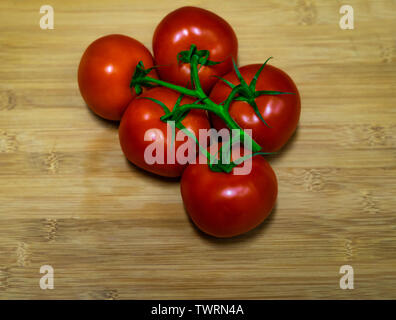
[78,34,157,121]
[181,154,278,238]
[152,6,238,93]
[209,64,301,152]
[119,87,211,178]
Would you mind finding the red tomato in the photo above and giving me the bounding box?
[78,34,157,121]
[152,6,238,93]
[210,64,301,152]
[181,150,278,238]
[119,87,211,177]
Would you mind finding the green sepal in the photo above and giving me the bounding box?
[222,84,243,111]
[249,99,271,128]
[213,76,236,89]
[228,57,295,128]
[177,44,221,67]
[139,96,191,152]
[231,58,249,89]
[173,94,191,123]
[207,134,234,173]
[249,56,272,91]
[139,96,171,114]
[130,61,156,95]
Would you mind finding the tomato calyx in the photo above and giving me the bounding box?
[208,140,274,174]
[177,44,221,67]
[138,94,191,153]
[129,61,157,95]
[130,61,198,97]
[216,57,295,128]
[143,94,219,166]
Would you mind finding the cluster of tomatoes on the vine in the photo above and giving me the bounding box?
[78,7,301,238]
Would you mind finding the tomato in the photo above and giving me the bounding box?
[181,149,278,238]
[152,6,238,93]
[209,64,301,152]
[119,87,211,177]
[78,34,157,121]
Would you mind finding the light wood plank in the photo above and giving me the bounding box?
[0,0,395,299]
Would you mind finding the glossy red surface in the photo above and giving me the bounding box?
[78,34,156,120]
[153,6,238,93]
[181,153,277,238]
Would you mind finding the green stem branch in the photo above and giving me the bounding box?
[143,77,198,97]
[131,48,264,170]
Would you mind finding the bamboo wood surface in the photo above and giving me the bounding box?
[0,0,395,299]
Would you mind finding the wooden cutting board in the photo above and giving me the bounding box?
[0,0,395,299]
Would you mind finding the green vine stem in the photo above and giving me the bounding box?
[130,45,292,172]
[131,57,261,153]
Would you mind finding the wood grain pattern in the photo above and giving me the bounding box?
[0,0,395,299]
